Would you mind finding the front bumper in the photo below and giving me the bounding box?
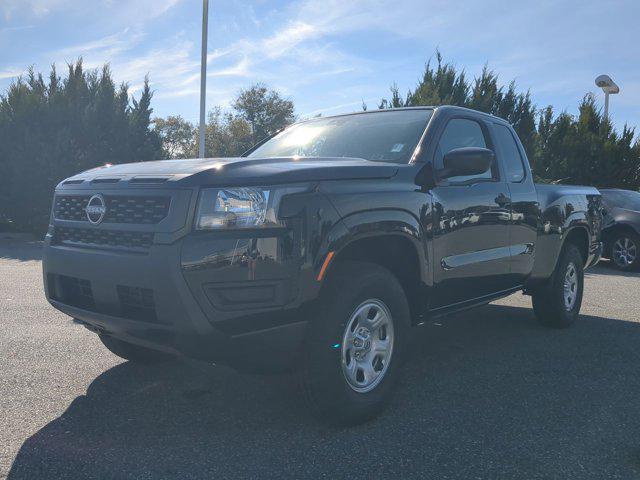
[43,232,310,372]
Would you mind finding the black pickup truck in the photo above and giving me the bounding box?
[43,106,602,424]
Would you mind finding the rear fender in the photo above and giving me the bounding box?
[529,205,592,282]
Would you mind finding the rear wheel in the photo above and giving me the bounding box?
[610,232,640,271]
[298,261,410,425]
[532,244,584,329]
[98,334,174,364]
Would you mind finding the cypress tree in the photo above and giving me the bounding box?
[0,59,162,234]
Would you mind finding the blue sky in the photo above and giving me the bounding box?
[1,0,639,132]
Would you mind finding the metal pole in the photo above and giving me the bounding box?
[604,92,609,121]
[198,0,209,158]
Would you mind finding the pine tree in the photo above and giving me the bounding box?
[0,59,161,234]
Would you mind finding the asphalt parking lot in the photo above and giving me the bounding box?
[1,239,640,480]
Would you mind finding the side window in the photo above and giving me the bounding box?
[436,118,494,183]
[494,124,525,182]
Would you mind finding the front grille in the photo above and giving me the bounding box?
[105,196,171,224]
[54,196,88,221]
[53,226,154,250]
[54,195,170,224]
[117,285,158,323]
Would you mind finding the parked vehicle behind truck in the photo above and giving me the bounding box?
[600,188,640,270]
[43,106,603,424]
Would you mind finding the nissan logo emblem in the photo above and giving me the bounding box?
[85,194,107,224]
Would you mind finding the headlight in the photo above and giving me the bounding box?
[195,187,274,230]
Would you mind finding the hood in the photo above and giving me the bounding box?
[60,156,399,188]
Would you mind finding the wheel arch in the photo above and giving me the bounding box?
[562,225,590,265]
[317,210,429,324]
[603,222,640,250]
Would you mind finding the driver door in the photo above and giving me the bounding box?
[430,116,512,309]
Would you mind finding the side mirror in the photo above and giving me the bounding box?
[440,147,494,179]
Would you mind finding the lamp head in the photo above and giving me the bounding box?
[595,75,620,94]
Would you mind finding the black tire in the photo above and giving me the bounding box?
[532,244,584,329]
[98,334,174,364]
[609,231,640,271]
[298,261,410,426]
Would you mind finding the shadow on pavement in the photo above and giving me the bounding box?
[586,260,640,278]
[8,304,640,479]
[0,240,43,262]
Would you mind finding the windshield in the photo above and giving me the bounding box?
[248,109,432,164]
[602,190,640,211]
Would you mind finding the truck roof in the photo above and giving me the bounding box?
[300,105,510,125]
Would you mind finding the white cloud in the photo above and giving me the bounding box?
[114,40,198,87]
[152,0,182,16]
[2,0,182,21]
[197,4,372,89]
[1,0,67,20]
[156,87,200,99]
[54,29,144,60]
[262,21,320,59]
[0,68,22,80]
[208,56,252,78]
[0,24,35,32]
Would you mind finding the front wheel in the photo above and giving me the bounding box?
[532,244,584,329]
[298,261,410,426]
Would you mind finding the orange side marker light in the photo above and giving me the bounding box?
[316,251,335,281]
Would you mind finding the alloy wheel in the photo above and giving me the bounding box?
[563,262,579,311]
[613,237,637,268]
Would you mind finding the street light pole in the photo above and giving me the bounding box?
[595,74,619,122]
[198,0,209,158]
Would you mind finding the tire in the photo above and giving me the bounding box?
[532,244,584,329]
[609,231,640,271]
[98,334,174,364]
[298,261,410,426]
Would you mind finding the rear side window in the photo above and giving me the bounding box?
[435,118,494,183]
[494,124,525,182]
